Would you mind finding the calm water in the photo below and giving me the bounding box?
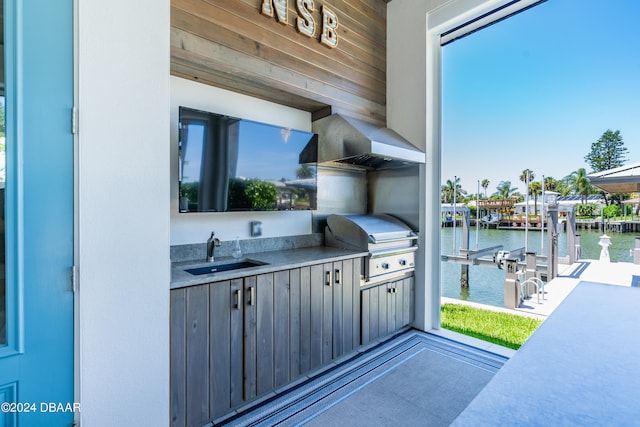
[441,226,637,307]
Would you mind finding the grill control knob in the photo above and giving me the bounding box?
[399,259,407,266]
[381,263,389,270]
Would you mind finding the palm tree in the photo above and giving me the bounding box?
[519,169,535,193]
[495,180,517,200]
[556,177,573,196]
[441,177,467,204]
[566,168,593,203]
[481,179,490,198]
[529,181,543,216]
[295,164,315,179]
[543,176,558,192]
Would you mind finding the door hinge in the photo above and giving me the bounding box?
[71,106,78,134]
[71,265,78,293]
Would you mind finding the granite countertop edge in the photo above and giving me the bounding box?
[171,246,368,289]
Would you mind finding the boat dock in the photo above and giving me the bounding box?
[443,259,640,320]
[576,219,640,233]
[445,218,640,233]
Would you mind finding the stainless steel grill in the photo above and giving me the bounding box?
[325,214,417,285]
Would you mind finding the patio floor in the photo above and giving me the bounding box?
[221,330,510,426]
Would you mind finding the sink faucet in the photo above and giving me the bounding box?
[206,231,221,262]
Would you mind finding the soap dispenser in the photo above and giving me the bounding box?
[232,237,243,259]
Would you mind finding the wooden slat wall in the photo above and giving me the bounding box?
[171,0,388,125]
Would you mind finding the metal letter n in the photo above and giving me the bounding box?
[262,0,288,24]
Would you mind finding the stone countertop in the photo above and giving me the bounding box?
[171,246,368,289]
[452,281,640,426]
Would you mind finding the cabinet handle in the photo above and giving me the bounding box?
[335,269,341,285]
[326,270,332,286]
[234,289,241,309]
[247,286,255,306]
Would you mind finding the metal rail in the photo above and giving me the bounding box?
[440,254,549,276]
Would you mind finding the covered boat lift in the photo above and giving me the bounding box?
[588,162,640,263]
[587,162,640,194]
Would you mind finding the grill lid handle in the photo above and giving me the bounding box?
[368,232,417,244]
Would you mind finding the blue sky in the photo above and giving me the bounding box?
[442,0,640,196]
[181,119,315,183]
[236,120,315,181]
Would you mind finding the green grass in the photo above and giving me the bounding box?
[440,303,543,350]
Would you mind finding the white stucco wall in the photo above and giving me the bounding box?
[387,0,515,331]
[77,0,170,425]
[388,0,446,332]
[170,77,314,245]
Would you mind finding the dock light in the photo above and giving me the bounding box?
[598,234,612,262]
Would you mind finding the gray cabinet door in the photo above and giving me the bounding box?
[361,281,384,345]
[274,270,292,388]
[321,262,334,364]
[171,280,245,426]
[395,276,415,330]
[298,266,312,374]
[210,279,244,419]
[319,259,361,364]
[289,268,302,380]
[361,276,414,345]
[229,279,245,408]
[291,262,338,378]
[331,260,344,359]
[309,263,325,369]
[245,271,292,397]
[294,257,362,374]
[331,258,361,359]
[244,273,280,399]
[255,273,275,397]
[310,258,364,363]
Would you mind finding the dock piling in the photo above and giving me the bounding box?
[460,211,470,288]
[547,205,559,280]
[503,259,519,309]
[567,209,577,264]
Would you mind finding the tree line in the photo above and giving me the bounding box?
[442,129,635,213]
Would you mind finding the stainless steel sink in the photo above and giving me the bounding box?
[184,259,268,276]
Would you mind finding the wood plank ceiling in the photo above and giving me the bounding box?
[170,0,388,125]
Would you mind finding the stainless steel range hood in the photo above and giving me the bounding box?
[313,114,425,169]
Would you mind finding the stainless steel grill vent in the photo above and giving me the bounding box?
[313,114,425,170]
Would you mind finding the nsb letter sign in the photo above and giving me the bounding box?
[261,0,339,48]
